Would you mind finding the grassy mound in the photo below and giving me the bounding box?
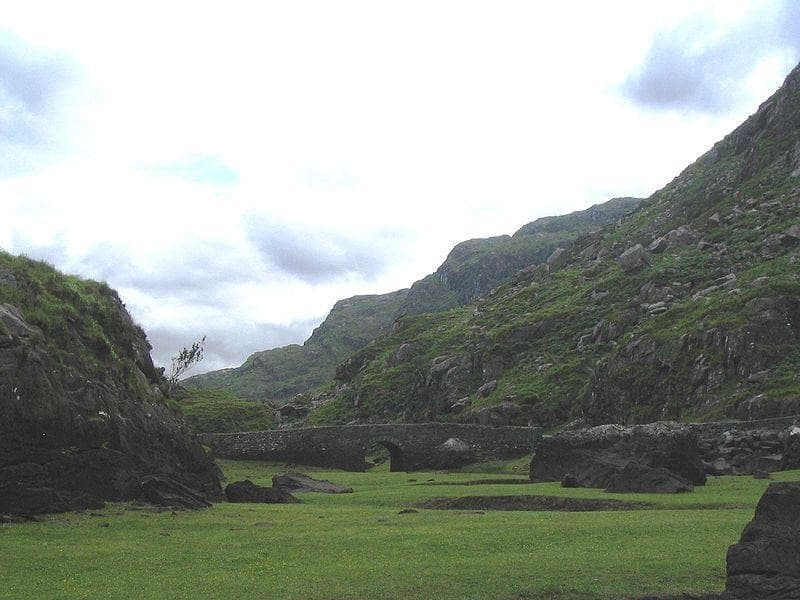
[177,388,276,433]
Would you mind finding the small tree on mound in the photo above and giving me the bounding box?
[168,336,206,395]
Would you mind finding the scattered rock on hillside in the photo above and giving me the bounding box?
[476,380,497,397]
[546,247,570,270]
[618,244,650,272]
[225,480,300,504]
[647,236,669,253]
[272,472,353,494]
[723,482,800,599]
[666,225,699,247]
[792,141,800,177]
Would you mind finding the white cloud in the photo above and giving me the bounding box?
[0,1,797,372]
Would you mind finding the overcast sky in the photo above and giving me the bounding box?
[2,1,799,375]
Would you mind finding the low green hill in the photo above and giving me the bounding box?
[175,387,276,433]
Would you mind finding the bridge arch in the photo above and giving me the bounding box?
[373,439,405,472]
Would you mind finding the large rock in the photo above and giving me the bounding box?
[546,247,570,270]
[618,244,650,272]
[434,437,478,469]
[531,422,706,492]
[723,482,800,599]
[272,472,353,494]
[138,475,211,509]
[605,462,693,494]
[0,258,222,516]
[225,480,300,504]
[666,225,699,247]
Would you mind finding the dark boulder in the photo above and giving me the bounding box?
[272,472,353,494]
[225,480,300,504]
[605,462,693,494]
[561,473,580,488]
[138,476,211,510]
[531,422,706,489]
[723,482,800,599]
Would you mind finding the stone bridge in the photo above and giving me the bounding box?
[203,424,541,472]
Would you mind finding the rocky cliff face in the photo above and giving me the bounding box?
[189,197,640,403]
[0,254,221,515]
[308,62,800,428]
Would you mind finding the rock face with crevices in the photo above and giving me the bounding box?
[0,253,222,515]
[723,481,800,599]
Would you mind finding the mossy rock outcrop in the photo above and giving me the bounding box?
[0,253,222,515]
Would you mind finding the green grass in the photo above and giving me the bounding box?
[3,459,796,599]
[0,251,146,379]
[177,388,276,433]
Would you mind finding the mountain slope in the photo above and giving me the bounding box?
[187,290,409,401]
[188,197,641,402]
[402,197,642,312]
[309,62,800,428]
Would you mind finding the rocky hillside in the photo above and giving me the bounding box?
[188,197,640,402]
[0,253,222,515]
[308,61,800,428]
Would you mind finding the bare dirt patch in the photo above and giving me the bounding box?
[416,478,533,486]
[415,495,653,512]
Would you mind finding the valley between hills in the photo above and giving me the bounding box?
[2,59,800,600]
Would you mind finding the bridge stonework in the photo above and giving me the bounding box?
[203,424,540,472]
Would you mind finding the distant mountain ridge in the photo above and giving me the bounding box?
[186,197,642,401]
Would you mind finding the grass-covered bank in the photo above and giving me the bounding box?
[2,461,796,600]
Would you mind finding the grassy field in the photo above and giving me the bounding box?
[1,459,794,600]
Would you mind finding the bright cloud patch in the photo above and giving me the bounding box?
[622,1,800,113]
[0,30,81,176]
[244,214,403,284]
[145,155,238,186]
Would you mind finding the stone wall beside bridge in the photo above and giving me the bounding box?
[203,423,541,472]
